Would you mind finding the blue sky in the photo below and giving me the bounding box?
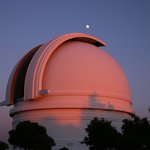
[0,0,150,141]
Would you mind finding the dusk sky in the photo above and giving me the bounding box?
[0,0,150,141]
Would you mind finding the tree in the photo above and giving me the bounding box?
[59,146,69,150]
[81,117,121,150]
[120,115,150,150]
[8,121,55,150]
[32,134,55,150]
[0,141,9,150]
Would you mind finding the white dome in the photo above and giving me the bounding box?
[3,33,132,113]
[2,33,133,150]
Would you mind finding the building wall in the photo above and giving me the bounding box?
[11,99,131,150]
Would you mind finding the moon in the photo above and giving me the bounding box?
[86,24,90,29]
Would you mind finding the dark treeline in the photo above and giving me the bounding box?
[82,115,150,150]
[0,115,150,150]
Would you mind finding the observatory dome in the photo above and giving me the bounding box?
[3,33,132,113]
[1,33,132,150]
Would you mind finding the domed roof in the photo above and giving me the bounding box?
[2,33,132,113]
[43,40,130,100]
[42,40,132,113]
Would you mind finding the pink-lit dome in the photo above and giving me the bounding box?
[43,40,130,101]
[2,33,132,113]
[1,33,133,150]
[42,40,132,113]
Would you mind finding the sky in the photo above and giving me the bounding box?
[0,0,150,142]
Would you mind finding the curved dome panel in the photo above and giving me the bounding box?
[43,41,130,101]
[41,41,132,113]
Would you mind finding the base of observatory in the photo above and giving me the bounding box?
[10,106,131,150]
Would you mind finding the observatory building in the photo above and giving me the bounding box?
[1,33,132,150]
